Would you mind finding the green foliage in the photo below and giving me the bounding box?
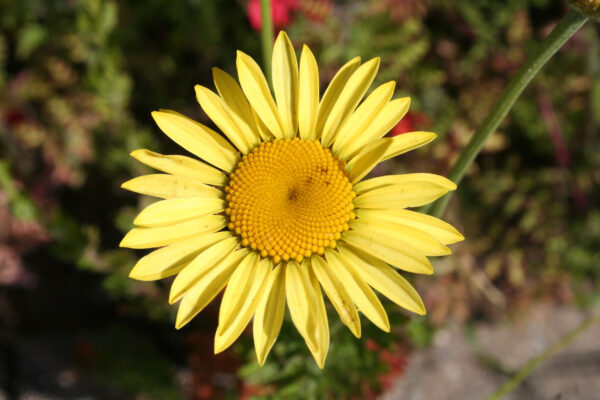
[406,318,434,349]
[0,160,38,220]
[16,23,46,58]
[1,0,599,398]
[238,312,405,399]
[88,325,183,399]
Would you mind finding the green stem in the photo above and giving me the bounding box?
[426,9,588,218]
[260,0,273,80]
[485,313,600,400]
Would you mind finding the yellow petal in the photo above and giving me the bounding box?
[356,208,464,244]
[151,110,239,171]
[175,248,249,329]
[236,51,285,139]
[320,57,380,148]
[215,255,271,353]
[169,236,241,304]
[122,174,223,199]
[212,67,261,139]
[195,85,258,154]
[285,261,319,353]
[120,215,227,249]
[338,97,411,160]
[325,249,390,332]
[272,31,299,139]
[129,231,234,281]
[332,81,395,159]
[310,256,361,338]
[307,263,329,368]
[346,138,392,183]
[254,265,286,365]
[298,45,319,141]
[251,107,273,141]
[218,256,270,327]
[313,57,361,141]
[353,172,456,194]
[353,182,450,209]
[338,243,425,315]
[350,217,451,256]
[133,197,226,227]
[342,230,433,274]
[130,149,227,186]
[380,131,437,162]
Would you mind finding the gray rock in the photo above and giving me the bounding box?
[381,304,600,400]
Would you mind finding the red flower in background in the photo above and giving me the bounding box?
[3,107,27,127]
[247,0,332,31]
[247,0,298,31]
[378,346,408,390]
[390,111,431,136]
[362,339,409,398]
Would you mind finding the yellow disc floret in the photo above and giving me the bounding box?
[225,138,355,263]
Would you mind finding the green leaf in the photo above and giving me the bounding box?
[406,318,434,348]
[16,23,47,59]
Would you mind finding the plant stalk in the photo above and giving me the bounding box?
[485,313,600,400]
[426,9,588,218]
[260,0,274,80]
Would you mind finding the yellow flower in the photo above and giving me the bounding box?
[121,32,464,368]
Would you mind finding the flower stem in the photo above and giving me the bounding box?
[426,9,588,219]
[260,0,273,80]
[485,313,600,400]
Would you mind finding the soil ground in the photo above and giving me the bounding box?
[381,303,600,400]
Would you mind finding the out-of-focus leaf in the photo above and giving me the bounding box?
[16,23,46,59]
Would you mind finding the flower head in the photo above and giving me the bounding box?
[121,32,464,368]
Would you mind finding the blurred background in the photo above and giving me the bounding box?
[0,0,599,399]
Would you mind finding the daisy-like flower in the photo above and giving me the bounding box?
[121,32,464,368]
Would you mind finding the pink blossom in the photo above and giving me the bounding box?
[390,111,431,136]
[247,0,298,31]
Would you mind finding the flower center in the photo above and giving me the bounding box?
[225,138,355,263]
